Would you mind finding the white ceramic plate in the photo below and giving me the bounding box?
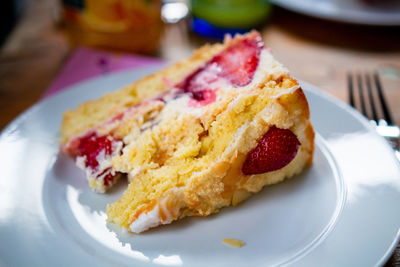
[271,0,400,26]
[1,67,400,267]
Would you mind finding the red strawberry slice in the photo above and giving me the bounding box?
[211,36,263,87]
[78,132,115,170]
[188,89,217,107]
[77,132,123,186]
[242,127,300,175]
[99,169,117,187]
[178,33,263,104]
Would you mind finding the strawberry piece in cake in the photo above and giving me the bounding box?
[74,132,123,192]
[242,127,301,175]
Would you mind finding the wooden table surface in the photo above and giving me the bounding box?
[0,0,399,265]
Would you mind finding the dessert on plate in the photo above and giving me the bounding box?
[60,31,314,233]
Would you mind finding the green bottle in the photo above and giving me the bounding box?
[191,0,271,38]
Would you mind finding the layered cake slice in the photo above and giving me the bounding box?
[60,31,314,233]
[61,40,227,192]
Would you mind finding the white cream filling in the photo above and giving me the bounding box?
[129,205,161,233]
[129,204,174,233]
[129,189,183,233]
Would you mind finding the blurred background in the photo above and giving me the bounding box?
[0,0,399,132]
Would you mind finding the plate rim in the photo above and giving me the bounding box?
[271,0,400,26]
[1,66,400,266]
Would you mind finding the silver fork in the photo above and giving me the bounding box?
[347,72,400,160]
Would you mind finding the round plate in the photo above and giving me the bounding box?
[0,67,400,266]
[271,0,400,26]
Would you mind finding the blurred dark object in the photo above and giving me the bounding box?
[271,0,400,26]
[385,236,400,266]
[0,0,17,46]
[271,6,400,51]
[0,0,69,130]
[190,0,271,39]
[61,0,163,54]
[361,0,399,6]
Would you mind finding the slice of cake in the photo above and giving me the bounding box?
[61,40,227,192]
[60,31,314,233]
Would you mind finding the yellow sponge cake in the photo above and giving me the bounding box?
[60,31,314,232]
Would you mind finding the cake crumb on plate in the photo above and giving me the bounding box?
[222,238,245,248]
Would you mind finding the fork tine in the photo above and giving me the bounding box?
[356,73,368,118]
[374,72,394,125]
[348,73,356,108]
[365,73,378,122]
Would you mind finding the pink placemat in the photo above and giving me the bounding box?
[43,46,164,98]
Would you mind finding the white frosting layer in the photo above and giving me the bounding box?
[129,204,174,233]
[130,204,162,233]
